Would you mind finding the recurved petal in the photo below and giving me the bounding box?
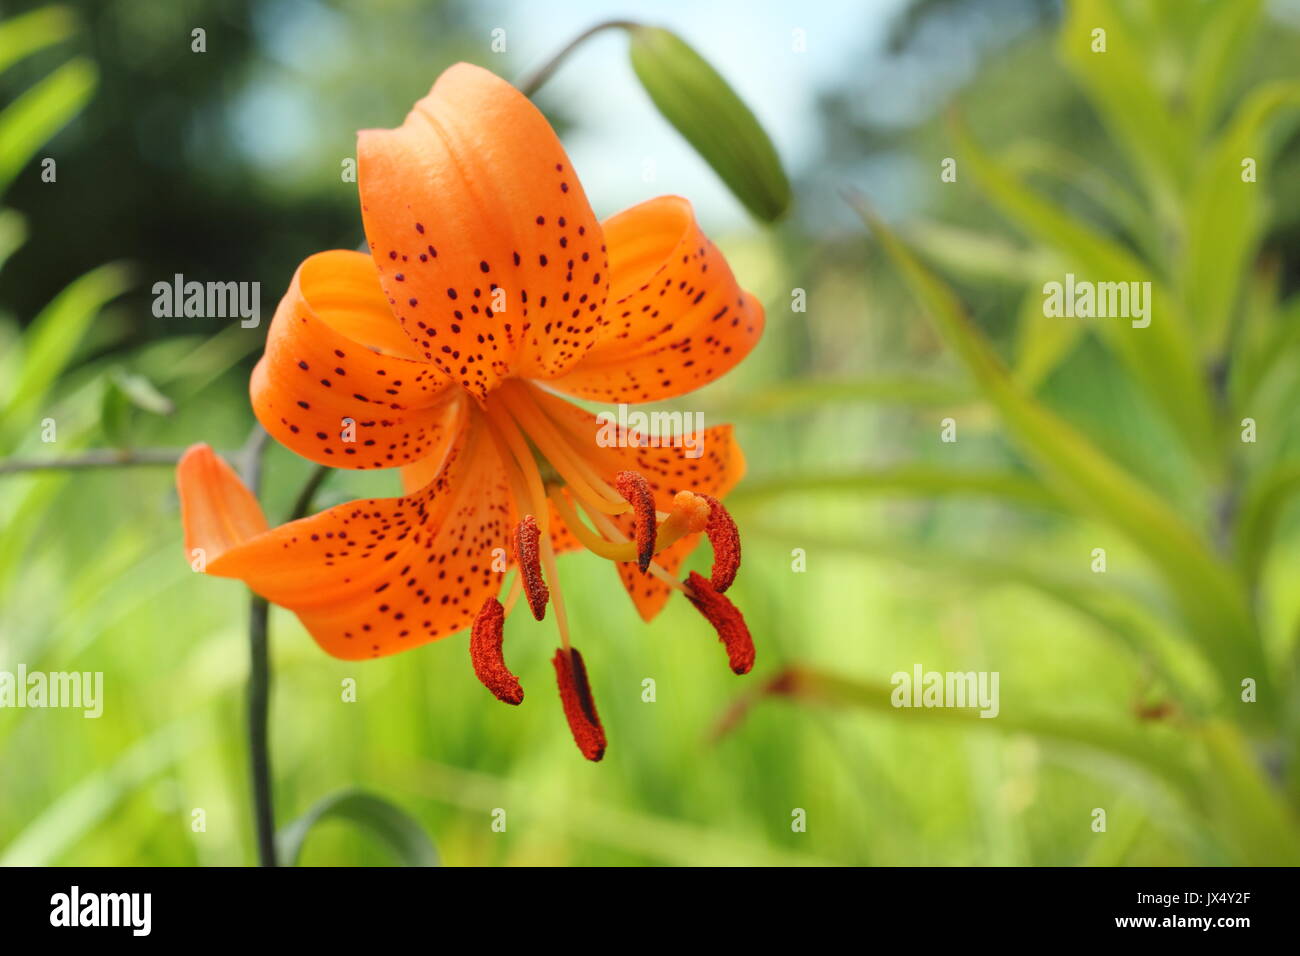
[206,412,515,660]
[177,444,271,566]
[358,63,610,398]
[253,250,459,470]
[546,195,764,403]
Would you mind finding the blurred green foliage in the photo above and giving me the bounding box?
[2,0,1300,867]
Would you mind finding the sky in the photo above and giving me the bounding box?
[237,0,910,232]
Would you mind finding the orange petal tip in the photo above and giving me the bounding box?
[176,443,270,569]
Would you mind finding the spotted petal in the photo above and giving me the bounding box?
[252,250,459,470]
[546,196,765,403]
[188,415,515,660]
[358,63,610,398]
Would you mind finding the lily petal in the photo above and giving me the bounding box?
[358,63,609,397]
[546,195,765,403]
[177,444,271,565]
[206,413,515,659]
[252,249,459,470]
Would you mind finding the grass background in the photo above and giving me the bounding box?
[2,0,1300,866]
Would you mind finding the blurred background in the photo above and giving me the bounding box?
[2,0,1300,866]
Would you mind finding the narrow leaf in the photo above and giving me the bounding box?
[849,194,1267,715]
[0,57,97,194]
[1,261,132,433]
[278,788,439,867]
[0,6,77,76]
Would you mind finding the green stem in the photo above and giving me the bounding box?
[0,448,187,475]
[247,596,276,866]
[516,20,637,97]
[288,464,331,521]
[240,425,278,867]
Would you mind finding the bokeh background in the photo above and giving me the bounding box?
[2,0,1300,866]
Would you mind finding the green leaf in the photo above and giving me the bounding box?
[1187,0,1263,135]
[278,789,439,867]
[0,718,200,866]
[628,26,789,221]
[744,665,1200,798]
[741,521,1213,709]
[0,56,97,195]
[1058,0,1192,210]
[0,261,132,435]
[1182,82,1300,355]
[706,376,975,416]
[99,368,174,447]
[1235,464,1300,585]
[1000,140,1162,264]
[0,207,27,271]
[1199,720,1300,864]
[0,6,77,76]
[1013,281,1083,391]
[108,367,174,416]
[904,219,1057,285]
[949,115,1217,466]
[848,194,1268,717]
[727,466,1061,512]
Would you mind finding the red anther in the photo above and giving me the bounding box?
[469,597,523,705]
[685,571,754,675]
[699,494,741,592]
[515,515,549,621]
[552,647,607,761]
[615,470,656,573]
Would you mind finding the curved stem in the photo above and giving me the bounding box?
[516,20,638,97]
[288,464,331,521]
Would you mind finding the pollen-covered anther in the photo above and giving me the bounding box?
[615,470,656,572]
[469,597,523,705]
[699,494,741,592]
[553,647,607,761]
[515,515,549,621]
[684,571,755,675]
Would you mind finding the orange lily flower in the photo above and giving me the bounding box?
[177,63,764,761]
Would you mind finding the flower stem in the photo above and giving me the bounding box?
[0,448,187,475]
[288,464,331,521]
[240,424,279,867]
[246,595,276,866]
[516,20,638,97]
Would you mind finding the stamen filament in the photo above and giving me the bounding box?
[548,485,638,562]
[501,569,524,617]
[538,519,572,651]
[483,398,552,537]
[498,382,630,516]
[577,496,691,596]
